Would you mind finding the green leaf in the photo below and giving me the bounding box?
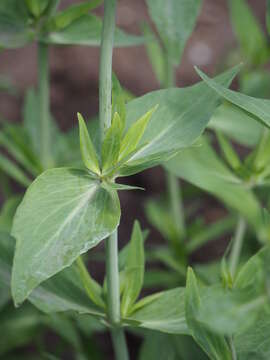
[126,287,188,334]
[185,268,232,360]
[146,0,202,65]
[119,105,158,160]
[0,195,21,232]
[142,23,166,87]
[121,221,145,316]
[196,67,270,130]
[209,102,262,147]
[0,231,105,317]
[41,14,144,47]
[229,0,269,65]
[216,131,241,171]
[46,0,103,31]
[11,167,120,305]
[103,182,144,192]
[164,136,261,230]
[267,0,270,36]
[0,0,34,48]
[78,112,100,174]
[102,112,121,172]
[76,256,105,308]
[0,152,31,187]
[112,74,126,134]
[25,0,50,18]
[119,66,240,176]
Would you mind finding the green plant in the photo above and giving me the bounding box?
[2,0,270,359]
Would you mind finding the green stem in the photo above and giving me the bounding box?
[164,54,186,241]
[229,216,246,278]
[229,336,237,360]
[99,1,129,358]
[38,42,51,170]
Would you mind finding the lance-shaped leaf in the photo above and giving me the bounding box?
[25,0,50,18]
[185,268,232,360]
[0,231,105,317]
[11,167,120,305]
[118,66,240,176]
[112,74,126,134]
[125,287,188,334]
[216,131,241,171]
[42,14,144,47]
[146,0,202,65]
[78,113,100,174]
[45,0,103,31]
[229,0,269,66]
[196,67,270,129]
[121,221,145,316]
[102,112,121,172]
[164,136,261,230]
[119,105,158,160]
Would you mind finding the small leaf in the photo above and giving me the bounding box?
[102,182,144,192]
[46,0,103,31]
[185,268,232,360]
[25,0,50,18]
[0,152,31,187]
[125,287,188,334]
[112,74,126,134]
[11,167,120,305]
[119,105,158,160]
[78,113,100,174]
[101,112,121,172]
[216,131,241,171]
[76,256,105,309]
[121,221,145,316]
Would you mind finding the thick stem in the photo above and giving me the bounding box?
[229,216,246,278]
[38,42,51,169]
[164,54,186,240]
[99,1,129,358]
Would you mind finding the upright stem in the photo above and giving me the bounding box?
[38,42,51,169]
[229,216,246,278]
[99,1,129,359]
[164,55,186,240]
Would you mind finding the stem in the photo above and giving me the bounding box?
[229,336,237,360]
[229,216,246,278]
[99,1,129,358]
[38,42,51,170]
[164,54,186,241]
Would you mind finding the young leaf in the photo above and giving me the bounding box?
[46,0,103,31]
[121,221,145,316]
[119,105,158,160]
[76,256,105,309]
[185,268,232,360]
[112,74,126,134]
[78,113,100,174]
[25,0,50,18]
[11,168,120,305]
[146,0,202,65]
[216,131,241,171]
[229,0,269,65]
[196,67,270,129]
[101,112,121,172]
[125,287,188,334]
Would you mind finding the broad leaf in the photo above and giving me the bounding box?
[42,14,144,47]
[0,231,105,317]
[121,221,145,316]
[196,67,270,129]
[229,0,269,65]
[11,168,120,305]
[126,288,188,334]
[146,0,202,65]
[164,136,261,229]
[119,66,240,176]
[185,268,232,360]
